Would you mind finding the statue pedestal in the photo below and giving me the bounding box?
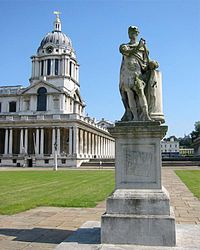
[101,121,176,246]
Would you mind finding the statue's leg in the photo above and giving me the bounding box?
[136,88,151,121]
[120,88,132,121]
[127,90,138,120]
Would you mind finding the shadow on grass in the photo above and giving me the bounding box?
[0,227,74,244]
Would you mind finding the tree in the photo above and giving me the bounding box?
[191,121,200,141]
[178,135,192,148]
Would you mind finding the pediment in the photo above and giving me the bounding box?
[21,80,62,95]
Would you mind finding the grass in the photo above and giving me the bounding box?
[0,170,115,215]
[175,170,200,199]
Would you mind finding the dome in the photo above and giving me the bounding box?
[37,13,74,55]
[37,31,73,52]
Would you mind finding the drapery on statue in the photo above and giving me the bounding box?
[119,26,159,121]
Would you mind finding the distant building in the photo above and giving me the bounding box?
[179,147,194,156]
[0,13,115,168]
[97,118,114,129]
[161,136,179,157]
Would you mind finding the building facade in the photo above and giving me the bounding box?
[161,136,179,157]
[0,13,115,167]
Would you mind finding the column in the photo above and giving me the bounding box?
[94,135,98,156]
[35,128,39,155]
[88,132,91,157]
[40,128,44,155]
[24,128,28,154]
[60,59,63,76]
[4,129,8,154]
[64,57,67,75]
[57,128,60,155]
[73,127,79,156]
[52,128,55,155]
[79,129,83,156]
[97,135,100,157]
[35,59,39,77]
[104,138,107,157]
[101,137,104,158]
[9,128,13,154]
[69,127,73,155]
[45,60,48,75]
[108,140,111,157]
[51,59,55,75]
[67,60,70,76]
[32,60,35,78]
[84,130,87,156]
[106,139,108,158]
[91,134,95,156]
[20,128,24,154]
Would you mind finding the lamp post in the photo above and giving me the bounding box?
[54,141,58,171]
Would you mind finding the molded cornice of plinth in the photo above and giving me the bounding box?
[108,121,167,139]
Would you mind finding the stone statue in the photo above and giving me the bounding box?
[119,26,159,121]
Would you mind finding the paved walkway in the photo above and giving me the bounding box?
[0,167,199,250]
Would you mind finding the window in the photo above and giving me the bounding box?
[37,87,47,111]
[9,102,16,112]
[55,59,59,75]
[61,159,66,164]
[13,159,17,163]
[44,159,49,164]
[69,61,72,76]
[41,60,44,76]
[47,59,51,75]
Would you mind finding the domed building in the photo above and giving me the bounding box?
[0,13,115,167]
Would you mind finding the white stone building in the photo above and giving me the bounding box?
[0,13,115,167]
[161,136,179,157]
[97,118,114,129]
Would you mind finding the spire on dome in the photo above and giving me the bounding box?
[53,11,62,32]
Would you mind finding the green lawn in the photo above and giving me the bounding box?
[0,170,115,215]
[175,170,200,199]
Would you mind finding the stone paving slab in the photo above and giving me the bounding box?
[55,221,200,250]
[0,167,199,250]
[162,168,200,224]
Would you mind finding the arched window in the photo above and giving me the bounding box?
[37,87,47,111]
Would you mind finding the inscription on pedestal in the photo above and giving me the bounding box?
[116,143,159,188]
[125,149,152,177]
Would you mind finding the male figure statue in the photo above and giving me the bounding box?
[119,26,158,121]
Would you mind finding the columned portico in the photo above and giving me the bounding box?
[0,13,115,168]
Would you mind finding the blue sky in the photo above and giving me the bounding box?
[0,0,200,137]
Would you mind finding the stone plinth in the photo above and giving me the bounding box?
[101,121,176,246]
